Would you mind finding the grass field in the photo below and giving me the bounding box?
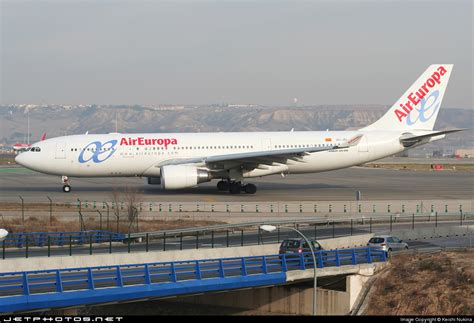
[0,154,16,165]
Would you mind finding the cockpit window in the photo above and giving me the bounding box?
[28,147,41,152]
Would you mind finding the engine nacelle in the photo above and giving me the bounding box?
[160,165,211,190]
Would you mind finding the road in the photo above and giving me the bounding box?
[2,220,472,259]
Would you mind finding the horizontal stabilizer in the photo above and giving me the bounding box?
[400,129,465,147]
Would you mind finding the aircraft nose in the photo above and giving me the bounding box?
[15,153,28,167]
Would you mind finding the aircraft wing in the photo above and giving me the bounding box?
[156,134,363,168]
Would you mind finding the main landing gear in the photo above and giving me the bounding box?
[217,180,257,194]
[62,176,71,193]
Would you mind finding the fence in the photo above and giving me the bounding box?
[3,231,125,248]
[2,213,472,259]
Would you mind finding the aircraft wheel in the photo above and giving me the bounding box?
[243,184,257,194]
[63,185,72,193]
[229,182,241,194]
[217,180,229,191]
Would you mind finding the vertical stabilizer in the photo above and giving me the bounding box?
[361,64,453,131]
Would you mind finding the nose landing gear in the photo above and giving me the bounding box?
[62,176,71,193]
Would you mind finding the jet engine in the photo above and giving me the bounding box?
[160,165,211,189]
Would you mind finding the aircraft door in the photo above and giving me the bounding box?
[358,135,369,152]
[55,141,66,159]
[262,138,272,150]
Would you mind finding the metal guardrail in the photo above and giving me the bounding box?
[68,199,473,215]
[3,230,125,248]
[0,247,387,313]
[129,212,474,239]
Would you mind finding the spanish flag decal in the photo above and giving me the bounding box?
[325,138,332,142]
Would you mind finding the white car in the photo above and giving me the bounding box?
[367,235,408,255]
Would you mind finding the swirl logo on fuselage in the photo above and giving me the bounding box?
[78,140,118,163]
[406,90,440,126]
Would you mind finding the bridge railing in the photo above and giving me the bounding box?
[0,247,386,300]
[2,231,125,248]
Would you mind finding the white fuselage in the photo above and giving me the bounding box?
[16,130,405,178]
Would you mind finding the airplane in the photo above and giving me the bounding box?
[15,64,463,194]
[13,133,47,152]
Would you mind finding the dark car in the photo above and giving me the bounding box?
[279,238,323,256]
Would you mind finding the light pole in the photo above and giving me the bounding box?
[19,195,24,226]
[0,229,8,241]
[260,225,318,316]
[47,196,52,226]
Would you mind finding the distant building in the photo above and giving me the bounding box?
[455,149,474,158]
[227,104,259,108]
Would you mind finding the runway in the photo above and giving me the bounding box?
[0,166,473,203]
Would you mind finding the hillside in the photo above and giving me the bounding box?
[363,250,473,315]
[1,105,472,154]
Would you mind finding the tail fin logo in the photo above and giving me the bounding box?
[394,66,447,123]
[406,90,440,125]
